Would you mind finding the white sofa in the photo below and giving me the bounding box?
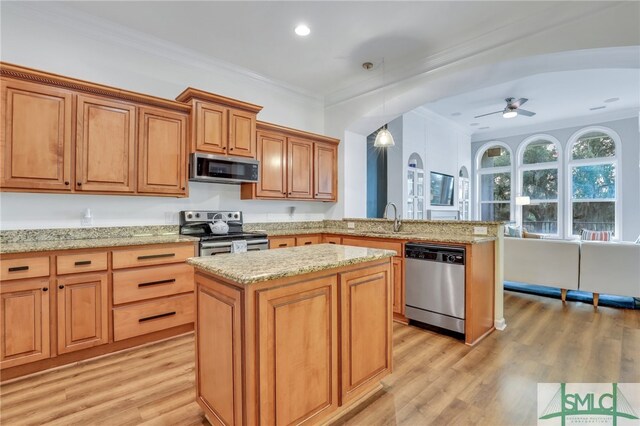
[504,237,640,306]
[504,238,581,301]
[580,241,640,304]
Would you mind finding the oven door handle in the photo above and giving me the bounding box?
[201,241,233,249]
[246,239,269,246]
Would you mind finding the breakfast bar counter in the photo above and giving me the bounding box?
[190,244,395,426]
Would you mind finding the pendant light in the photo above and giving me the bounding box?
[374,58,395,148]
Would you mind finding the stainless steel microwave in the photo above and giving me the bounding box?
[189,153,259,184]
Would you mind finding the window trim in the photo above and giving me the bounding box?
[516,134,562,237]
[565,126,622,239]
[475,141,514,222]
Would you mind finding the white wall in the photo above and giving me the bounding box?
[470,116,640,241]
[0,3,331,229]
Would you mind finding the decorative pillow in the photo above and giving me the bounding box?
[505,225,522,238]
[581,229,613,241]
[523,230,544,239]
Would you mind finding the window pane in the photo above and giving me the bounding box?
[522,169,557,200]
[523,140,558,164]
[572,164,615,199]
[481,146,511,168]
[480,173,511,201]
[481,203,510,221]
[572,201,615,235]
[572,132,615,160]
[523,203,557,234]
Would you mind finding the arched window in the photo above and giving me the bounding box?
[517,136,561,235]
[476,143,512,222]
[458,166,470,220]
[566,127,620,238]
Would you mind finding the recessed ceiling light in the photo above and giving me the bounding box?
[479,126,490,130]
[451,112,462,117]
[294,24,310,36]
[470,123,480,126]
[589,106,606,111]
[604,97,619,103]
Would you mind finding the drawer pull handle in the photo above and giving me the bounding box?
[75,260,92,266]
[304,241,312,245]
[138,279,176,288]
[137,253,176,260]
[329,242,336,244]
[278,243,287,247]
[8,266,29,272]
[139,311,176,322]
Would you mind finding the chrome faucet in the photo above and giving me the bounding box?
[383,202,402,232]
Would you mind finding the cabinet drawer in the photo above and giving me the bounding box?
[113,263,194,305]
[296,235,321,246]
[1,257,50,281]
[113,293,194,341]
[322,235,342,245]
[112,244,195,269]
[56,252,108,275]
[341,238,402,257]
[269,237,296,249]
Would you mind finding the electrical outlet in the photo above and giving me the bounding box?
[473,226,488,235]
[347,222,355,229]
[81,208,93,227]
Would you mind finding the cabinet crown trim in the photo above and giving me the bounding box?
[175,87,263,113]
[257,121,340,145]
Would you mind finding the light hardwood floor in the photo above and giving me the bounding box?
[1,291,638,426]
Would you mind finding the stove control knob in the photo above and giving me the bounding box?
[195,213,200,218]
[186,213,193,219]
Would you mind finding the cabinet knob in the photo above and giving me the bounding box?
[289,192,292,195]
[42,287,48,292]
[222,147,226,150]
[77,182,82,186]
[181,187,186,190]
[64,181,69,186]
[230,148,234,151]
[59,285,65,289]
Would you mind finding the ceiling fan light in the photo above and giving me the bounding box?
[503,109,518,119]
[374,126,395,147]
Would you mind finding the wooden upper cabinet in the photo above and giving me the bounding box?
[138,107,188,196]
[195,101,227,154]
[0,278,51,369]
[287,137,314,199]
[1,79,72,190]
[76,95,136,193]
[314,142,337,201]
[228,109,256,158]
[256,131,286,198]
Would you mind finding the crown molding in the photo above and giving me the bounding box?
[3,2,323,103]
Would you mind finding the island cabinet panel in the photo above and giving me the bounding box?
[195,102,227,154]
[314,143,337,200]
[392,257,405,317]
[255,131,287,198]
[256,276,339,425]
[75,95,136,193]
[228,109,256,158]
[56,273,109,354]
[1,79,73,191]
[0,278,50,368]
[196,278,243,426]
[287,138,314,199]
[339,264,392,404]
[138,107,188,196]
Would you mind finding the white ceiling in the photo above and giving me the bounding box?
[423,69,640,138]
[55,1,617,97]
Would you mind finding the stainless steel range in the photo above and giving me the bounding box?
[179,210,268,256]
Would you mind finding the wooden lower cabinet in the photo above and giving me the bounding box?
[0,278,50,368]
[56,273,108,354]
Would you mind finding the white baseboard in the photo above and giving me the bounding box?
[494,318,507,331]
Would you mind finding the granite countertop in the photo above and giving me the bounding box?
[261,228,496,244]
[0,234,199,254]
[188,244,396,285]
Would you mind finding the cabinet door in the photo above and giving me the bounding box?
[257,276,338,425]
[195,102,227,154]
[256,131,286,198]
[76,95,136,192]
[314,143,337,200]
[392,257,405,316]
[287,137,313,199]
[1,79,72,190]
[138,107,188,196]
[0,278,51,368]
[340,262,392,404]
[196,278,244,426]
[228,109,256,158]
[57,273,108,354]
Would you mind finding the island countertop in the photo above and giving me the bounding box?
[187,243,396,285]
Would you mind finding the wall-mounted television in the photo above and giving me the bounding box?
[430,172,455,206]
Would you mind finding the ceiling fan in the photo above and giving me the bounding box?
[474,97,536,119]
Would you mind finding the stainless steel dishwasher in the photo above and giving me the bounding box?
[404,243,466,334]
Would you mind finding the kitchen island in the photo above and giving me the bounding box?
[188,244,396,426]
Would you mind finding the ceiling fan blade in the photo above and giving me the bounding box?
[512,98,528,108]
[474,110,502,118]
[518,109,536,117]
